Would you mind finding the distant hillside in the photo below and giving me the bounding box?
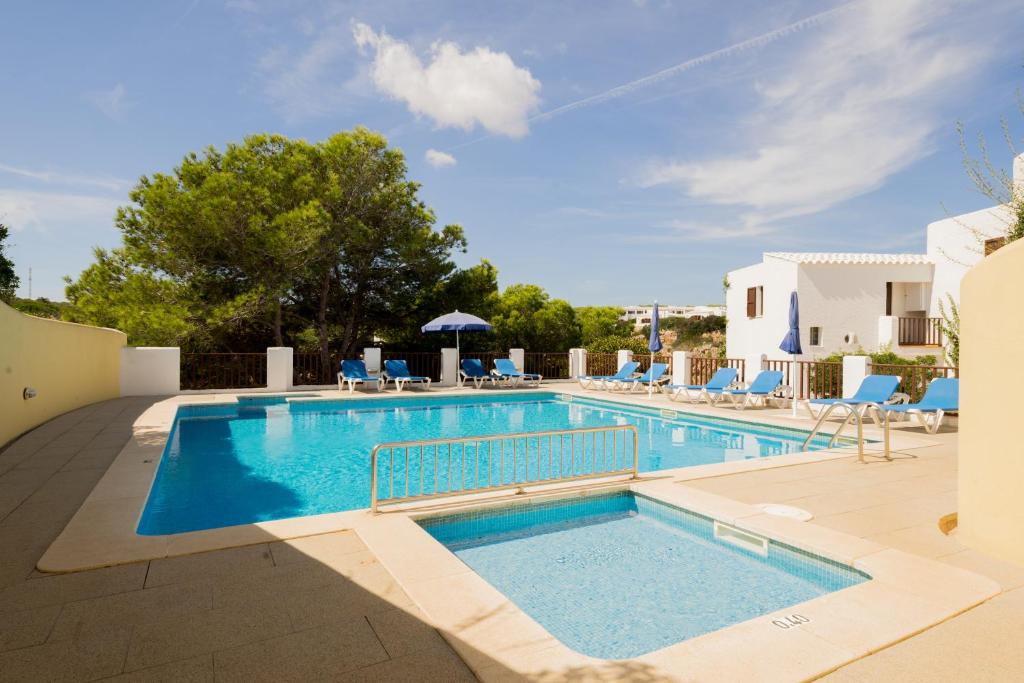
[9,297,71,320]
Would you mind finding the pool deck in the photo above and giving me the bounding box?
[1,386,1022,680]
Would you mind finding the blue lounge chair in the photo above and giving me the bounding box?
[493,358,542,387]
[337,359,383,394]
[459,359,496,389]
[713,371,785,409]
[875,377,958,434]
[803,375,902,420]
[664,367,738,403]
[576,360,640,390]
[607,362,669,393]
[383,359,432,392]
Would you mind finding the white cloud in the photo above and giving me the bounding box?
[0,163,130,192]
[85,83,128,119]
[425,149,457,168]
[0,190,121,233]
[352,22,541,137]
[639,0,991,238]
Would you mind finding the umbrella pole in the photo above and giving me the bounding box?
[791,354,799,418]
[648,352,654,398]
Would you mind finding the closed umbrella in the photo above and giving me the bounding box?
[779,291,802,417]
[421,310,493,358]
[648,301,663,398]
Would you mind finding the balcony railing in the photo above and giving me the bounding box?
[898,317,943,346]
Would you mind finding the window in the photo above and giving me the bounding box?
[809,326,822,346]
[746,286,764,318]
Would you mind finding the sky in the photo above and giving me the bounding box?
[1,0,1022,305]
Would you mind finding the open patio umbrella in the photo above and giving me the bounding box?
[779,291,803,417]
[420,310,493,358]
[647,301,663,398]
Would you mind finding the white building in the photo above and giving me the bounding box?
[725,154,1022,366]
[621,304,725,329]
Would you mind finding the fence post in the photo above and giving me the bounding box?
[671,351,690,386]
[744,353,765,383]
[266,347,294,391]
[842,355,869,399]
[569,348,587,378]
[363,347,382,375]
[120,347,181,396]
[440,348,458,387]
[509,348,525,371]
[617,349,633,371]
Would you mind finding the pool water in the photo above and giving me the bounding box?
[139,392,837,535]
[420,491,869,659]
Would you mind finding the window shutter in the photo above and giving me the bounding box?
[746,287,756,317]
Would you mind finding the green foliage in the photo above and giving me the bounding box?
[64,248,196,346]
[575,306,631,344]
[489,284,581,352]
[586,334,649,355]
[938,295,960,366]
[818,348,939,366]
[0,223,19,302]
[655,315,726,350]
[9,297,70,319]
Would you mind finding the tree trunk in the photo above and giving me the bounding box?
[273,299,284,347]
[316,270,332,373]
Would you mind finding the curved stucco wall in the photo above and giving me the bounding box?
[0,302,126,448]
[958,237,1024,566]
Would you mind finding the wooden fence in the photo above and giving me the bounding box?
[689,357,746,385]
[872,363,958,403]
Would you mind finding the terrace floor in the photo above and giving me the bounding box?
[1,390,1022,681]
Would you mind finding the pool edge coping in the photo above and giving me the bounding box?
[351,482,1001,682]
[37,387,939,573]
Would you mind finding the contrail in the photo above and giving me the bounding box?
[449,1,858,150]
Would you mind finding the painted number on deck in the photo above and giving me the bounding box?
[772,614,811,629]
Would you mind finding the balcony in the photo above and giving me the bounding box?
[897,317,943,347]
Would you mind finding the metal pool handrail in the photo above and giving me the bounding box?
[803,401,892,463]
[369,424,640,512]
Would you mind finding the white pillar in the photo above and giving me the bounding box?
[744,353,766,381]
[440,348,458,387]
[120,347,180,396]
[569,348,587,378]
[671,351,691,386]
[842,355,870,398]
[617,349,633,371]
[878,316,899,350]
[266,347,294,391]
[363,347,382,375]
[509,348,525,371]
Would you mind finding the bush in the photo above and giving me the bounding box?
[586,335,650,355]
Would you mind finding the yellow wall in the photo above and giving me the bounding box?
[0,302,126,448]
[958,237,1024,566]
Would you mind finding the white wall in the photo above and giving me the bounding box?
[726,259,798,361]
[120,347,180,396]
[927,205,1011,314]
[797,262,932,357]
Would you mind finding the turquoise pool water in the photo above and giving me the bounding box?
[420,491,869,659]
[139,392,836,535]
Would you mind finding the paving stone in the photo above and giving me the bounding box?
[50,582,214,641]
[145,544,274,588]
[102,655,214,683]
[212,618,389,683]
[367,605,447,659]
[334,645,478,682]
[124,602,292,672]
[0,604,60,652]
[0,623,131,683]
[0,563,148,615]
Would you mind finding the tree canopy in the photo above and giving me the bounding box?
[0,223,18,302]
[64,129,591,357]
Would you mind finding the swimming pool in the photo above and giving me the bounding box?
[139,392,838,535]
[419,491,869,659]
